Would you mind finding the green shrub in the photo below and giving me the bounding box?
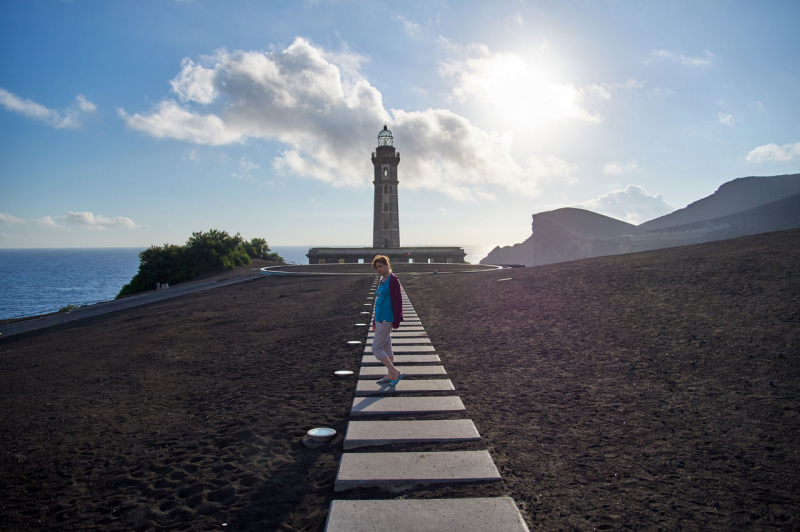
[116,230,283,299]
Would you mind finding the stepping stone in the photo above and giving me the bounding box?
[334,450,501,492]
[367,331,427,337]
[368,329,426,334]
[325,497,530,532]
[358,365,446,378]
[343,419,480,449]
[360,354,440,365]
[364,345,434,354]
[368,323,423,330]
[354,379,454,396]
[365,337,431,345]
[350,396,465,416]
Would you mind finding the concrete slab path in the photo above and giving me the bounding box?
[360,354,440,365]
[350,396,465,416]
[334,450,501,491]
[354,379,454,396]
[365,337,431,345]
[364,345,434,354]
[367,331,427,338]
[358,366,446,378]
[324,497,530,532]
[343,419,480,449]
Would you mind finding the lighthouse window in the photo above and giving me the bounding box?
[384,185,388,194]
[384,203,388,212]
[383,168,388,177]
[384,219,388,229]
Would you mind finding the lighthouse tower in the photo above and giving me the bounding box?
[372,125,400,248]
[305,125,466,265]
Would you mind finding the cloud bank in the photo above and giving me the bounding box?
[746,141,800,163]
[0,213,25,225]
[0,88,96,129]
[577,184,674,224]
[63,211,137,230]
[119,38,577,199]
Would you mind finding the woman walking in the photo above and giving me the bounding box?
[372,255,404,385]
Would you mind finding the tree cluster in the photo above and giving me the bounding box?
[116,230,283,298]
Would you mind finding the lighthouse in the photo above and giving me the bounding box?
[372,125,400,248]
[305,125,465,265]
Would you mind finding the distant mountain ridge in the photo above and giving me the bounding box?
[638,173,800,231]
[481,173,800,267]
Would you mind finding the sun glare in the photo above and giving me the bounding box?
[446,46,597,137]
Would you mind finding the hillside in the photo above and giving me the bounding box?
[482,173,800,267]
[638,173,800,231]
[407,228,800,530]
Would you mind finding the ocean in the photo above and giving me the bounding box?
[0,244,495,320]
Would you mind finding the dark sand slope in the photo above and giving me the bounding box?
[0,275,371,531]
[403,229,800,530]
[2,229,799,531]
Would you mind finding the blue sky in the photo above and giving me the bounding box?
[1,0,798,249]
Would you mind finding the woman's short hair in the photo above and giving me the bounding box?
[372,255,391,270]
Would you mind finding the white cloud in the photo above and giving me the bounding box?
[238,157,260,173]
[587,79,645,101]
[438,39,601,124]
[577,184,674,224]
[603,161,639,175]
[0,213,25,225]
[717,112,741,127]
[647,49,714,67]
[170,58,218,104]
[1,232,26,241]
[232,157,261,181]
[746,141,800,163]
[119,37,578,200]
[34,216,66,229]
[63,211,138,230]
[0,88,96,129]
[76,94,96,112]
[118,101,243,145]
[510,12,523,28]
[393,13,421,37]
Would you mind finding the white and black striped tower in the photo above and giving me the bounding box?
[372,125,400,248]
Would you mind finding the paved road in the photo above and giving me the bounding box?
[0,274,263,339]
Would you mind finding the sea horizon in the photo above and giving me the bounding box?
[0,244,495,320]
